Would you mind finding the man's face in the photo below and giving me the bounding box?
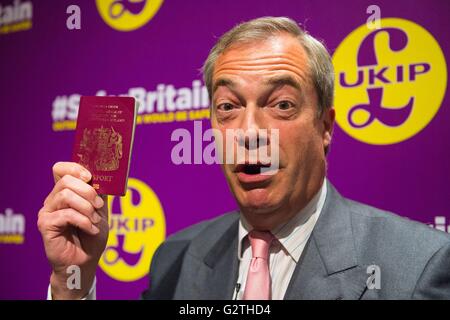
[210,33,334,228]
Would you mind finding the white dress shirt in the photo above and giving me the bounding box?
[48,179,327,300]
[233,178,327,300]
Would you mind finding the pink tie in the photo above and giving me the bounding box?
[243,230,274,300]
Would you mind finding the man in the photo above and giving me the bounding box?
[38,17,450,300]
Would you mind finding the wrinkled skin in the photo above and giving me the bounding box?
[210,33,335,230]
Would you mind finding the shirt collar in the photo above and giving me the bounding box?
[238,177,328,263]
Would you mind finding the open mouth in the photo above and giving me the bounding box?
[235,163,272,175]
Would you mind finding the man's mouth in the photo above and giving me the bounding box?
[233,163,278,184]
[234,163,272,175]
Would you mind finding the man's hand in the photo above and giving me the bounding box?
[37,162,109,299]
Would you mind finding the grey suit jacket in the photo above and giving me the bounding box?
[142,181,450,299]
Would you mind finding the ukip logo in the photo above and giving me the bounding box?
[99,178,166,282]
[333,18,447,145]
[96,0,164,32]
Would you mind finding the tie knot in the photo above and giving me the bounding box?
[248,230,274,259]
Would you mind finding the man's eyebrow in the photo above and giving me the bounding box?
[212,78,236,93]
[264,75,302,91]
[212,75,302,95]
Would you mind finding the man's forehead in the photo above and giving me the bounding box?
[215,34,307,66]
[212,34,310,89]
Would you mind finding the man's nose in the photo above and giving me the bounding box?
[238,106,269,150]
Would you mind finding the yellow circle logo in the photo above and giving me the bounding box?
[96,0,164,32]
[333,18,447,145]
[99,178,166,282]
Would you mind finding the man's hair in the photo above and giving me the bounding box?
[202,16,334,116]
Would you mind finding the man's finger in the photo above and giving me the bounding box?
[45,188,100,224]
[47,208,100,235]
[52,162,92,183]
[97,194,109,220]
[44,174,104,210]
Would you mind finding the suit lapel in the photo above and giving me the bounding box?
[198,218,240,299]
[284,181,369,300]
[185,181,368,300]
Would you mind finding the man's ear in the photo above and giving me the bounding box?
[322,107,335,153]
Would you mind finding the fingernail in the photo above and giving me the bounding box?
[94,196,104,208]
[91,224,100,234]
[92,212,102,223]
[81,170,91,182]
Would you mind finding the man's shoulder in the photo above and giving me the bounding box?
[346,197,449,242]
[154,211,240,260]
[341,196,450,262]
[165,211,240,244]
[338,197,450,298]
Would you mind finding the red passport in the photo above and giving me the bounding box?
[72,96,138,196]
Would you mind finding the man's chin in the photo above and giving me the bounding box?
[238,188,280,214]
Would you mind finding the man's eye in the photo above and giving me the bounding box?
[217,103,235,111]
[276,101,294,110]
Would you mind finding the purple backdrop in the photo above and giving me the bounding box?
[0,0,448,299]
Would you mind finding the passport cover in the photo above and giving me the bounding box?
[72,96,138,196]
